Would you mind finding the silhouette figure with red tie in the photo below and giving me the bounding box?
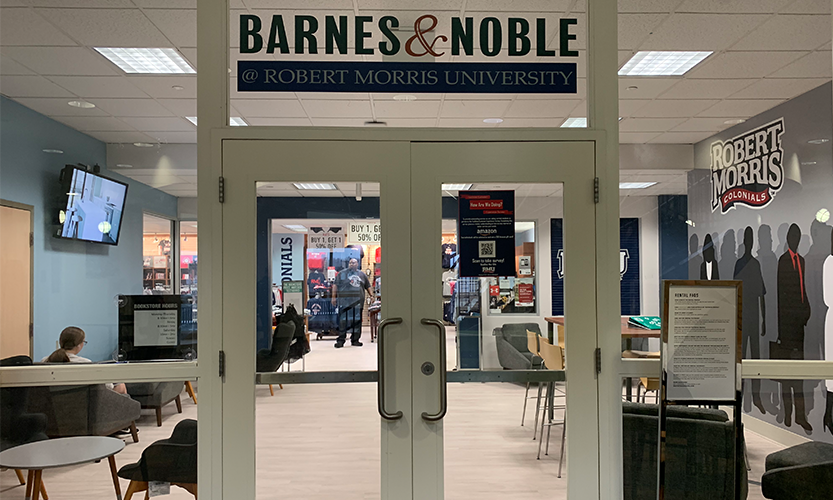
[775,223,812,434]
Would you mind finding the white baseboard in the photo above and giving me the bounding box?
[742,414,812,448]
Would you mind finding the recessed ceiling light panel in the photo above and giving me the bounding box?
[618,51,712,76]
[442,183,473,191]
[186,116,198,126]
[283,224,307,232]
[68,100,95,109]
[561,117,587,128]
[483,118,503,124]
[808,138,830,145]
[229,117,248,126]
[94,47,196,74]
[619,182,657,189]
[42,149,64,154]
[723,119,746,125]
[293,183,337,190]
[133,142,154,148]
[393,95,417,101]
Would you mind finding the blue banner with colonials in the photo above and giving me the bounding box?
[238,61,577,94]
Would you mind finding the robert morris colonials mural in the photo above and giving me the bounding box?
[689,82,833,442]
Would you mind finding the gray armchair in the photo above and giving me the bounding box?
[762,441,833,500]
[27,384,141,442]
[622,401,747,500]
[494,323,544,370]
[126,382,185,427]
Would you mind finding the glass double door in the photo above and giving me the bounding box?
[221,138,599,500]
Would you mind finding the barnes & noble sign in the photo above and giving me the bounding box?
[237,14,579,94]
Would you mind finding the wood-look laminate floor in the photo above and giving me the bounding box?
[1,330,786,499]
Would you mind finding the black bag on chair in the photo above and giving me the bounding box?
[281,304,310,362]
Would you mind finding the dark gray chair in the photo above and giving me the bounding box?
[762,441,833,500]
[256,321,296,396]
[125,381,185,427]
[118,418,197,500]
[27,384,141,442]
[494,323,544,370]
[622,401,747,500]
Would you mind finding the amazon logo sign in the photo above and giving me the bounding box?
[240,14,579,58]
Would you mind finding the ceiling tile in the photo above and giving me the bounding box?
[440,100,512,118]
[687,51,806,79]
[0,8,77,46]
[127,76,197,99]
[381,119,440,127]
[504,99,581,118]
[671,117,735,132]
[374,100,441,119]
[35,8,171,47]
[86,130,155,143]
[649,131,712,143]
[638,13,769,51]
[697,99,785,117]
[464,0,571,11]
[13,97,108,117]
[357,0,463,9]
[302,99,371,118]
[732,15,831,51]
[675,0,791,13]
[498,118,564,127]
[0,0,28,5]
[179,48,197,69]
[244,0,353,8]
[780,0,830,13]
[232,99,309,118]
[438,118,497,127]
[0,75,75,98]
[619,131,662,143]
[92,98,175,117]
[143,9,196,48]
[618,99,651,117]
[618,13,667,50]
[120,116,194,132]
[619,117,687,132]
[246,117,313,126]
[145,131,196,143]
[658,78,755,99]
[769,51,832,78]
[156,98,196,116]
[633,99,718,117]
[132,0,197,6]
[1,47,119,76]
[618,0,683,13]
[48,76,149,98]
[53,116,137,132]
[619,78,678,99]
[730,78,829,100]
[0,54,34,75]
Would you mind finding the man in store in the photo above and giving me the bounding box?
[332,257,372,348]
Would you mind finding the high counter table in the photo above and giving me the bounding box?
[544,317,661,400]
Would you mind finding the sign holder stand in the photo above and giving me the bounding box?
[657,280,743,500]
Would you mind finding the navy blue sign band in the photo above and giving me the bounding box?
[238,61,577,94]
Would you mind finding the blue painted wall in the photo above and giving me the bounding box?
[0,96,177,362]
[657,195,689,280]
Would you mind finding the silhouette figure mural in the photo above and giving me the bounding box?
[734,226,766,414]
[700,234,719,280]
[775,224,812,434]
[757,224,781,415]
[720,229,737,283]
[824,229,833,435]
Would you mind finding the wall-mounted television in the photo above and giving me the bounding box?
[57,165,128,245]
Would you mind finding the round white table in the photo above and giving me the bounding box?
[0,436,125,500]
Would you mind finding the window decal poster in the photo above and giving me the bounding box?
[458,190,515,277]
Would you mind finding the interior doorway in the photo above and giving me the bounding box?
[0,201,33,359]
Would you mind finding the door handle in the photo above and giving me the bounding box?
[377,317,403,421]
[420,318,447,422]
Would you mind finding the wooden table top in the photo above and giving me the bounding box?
[544,316,661,338]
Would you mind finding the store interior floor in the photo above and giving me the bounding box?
[0,327,785,500]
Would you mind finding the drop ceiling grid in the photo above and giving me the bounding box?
[0,2,831,143]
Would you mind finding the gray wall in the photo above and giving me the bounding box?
[689,82,833,443]
[0,96,177,361]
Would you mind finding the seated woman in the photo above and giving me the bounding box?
[43,326,127,395]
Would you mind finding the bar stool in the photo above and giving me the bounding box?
[521,329,543,436]
[537,339,567,478]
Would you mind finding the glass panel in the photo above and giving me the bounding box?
[0,379,198,500]
[143,214,175,295]
[230,5,587,129]
[442,183,568,498]
[254,181,381,499]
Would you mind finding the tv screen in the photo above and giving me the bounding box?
[57,166,128,245]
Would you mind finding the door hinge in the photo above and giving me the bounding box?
[595,347,602,374]
[219,176,225,204]
[594,177,600,204]
[29,323,33,338]
[29,232,34,246]
[219,350,226,379]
